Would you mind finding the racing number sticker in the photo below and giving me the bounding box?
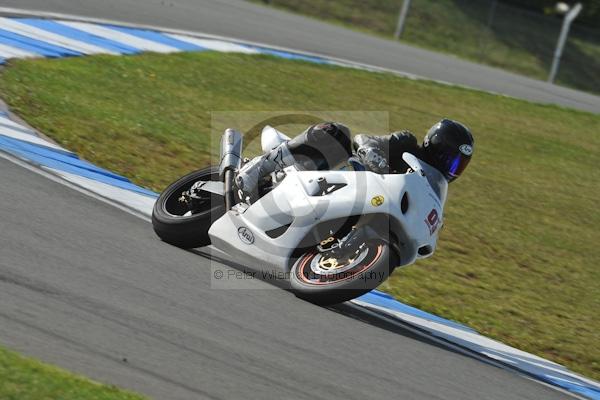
[424,209,440,235]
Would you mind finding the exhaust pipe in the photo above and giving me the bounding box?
[219,128,243,210]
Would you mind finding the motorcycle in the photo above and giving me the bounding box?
[152,126,448,305]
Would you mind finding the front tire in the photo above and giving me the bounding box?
[290,241,398,305]
[152,166,225,248]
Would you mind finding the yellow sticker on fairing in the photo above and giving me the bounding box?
[371,195,385,207]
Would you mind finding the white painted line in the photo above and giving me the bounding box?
[0,8,596,398]
[0,42,39,59]
[51,169,156,217]
[0,17,116,55]
[166,33,259,54]
[344,302,589,400]
[0,116,153,214]
[5,5,600,117]
[59,21,179,54]
[0,7,424,82]
[0,116,70,152]
[0,129,69,152]
[0,114,38,132]
[0,150,152,223]
[352,298,600,393]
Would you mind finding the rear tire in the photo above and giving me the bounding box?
[290,241,398,305]
[152,166,225,248]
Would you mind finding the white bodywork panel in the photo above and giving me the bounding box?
[209,150,448,272]
[260,125,291,152]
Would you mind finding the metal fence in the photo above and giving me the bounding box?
[262,0,600,94]
[395,0,600,93]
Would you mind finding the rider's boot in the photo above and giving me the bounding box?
[235,142,295,199]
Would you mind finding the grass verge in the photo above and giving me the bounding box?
[0,51,598,380]
[0,345,145,400]
[251,0,600,94]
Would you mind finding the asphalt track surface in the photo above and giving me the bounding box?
[0,2,583,399]
[0,157,575,400]
[3,0,600,113]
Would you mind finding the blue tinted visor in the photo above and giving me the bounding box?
[442,152,470,181]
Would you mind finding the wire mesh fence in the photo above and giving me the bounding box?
[261,0,600,94]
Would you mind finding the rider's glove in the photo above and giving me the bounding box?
[356,146,388,173]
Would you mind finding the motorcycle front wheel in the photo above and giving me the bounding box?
[152,166,225,248]
[290,241,398,305]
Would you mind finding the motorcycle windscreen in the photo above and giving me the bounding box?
[420,161,448,204]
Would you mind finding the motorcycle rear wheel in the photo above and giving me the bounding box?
[152,166,225,248]
[290,241,398,305]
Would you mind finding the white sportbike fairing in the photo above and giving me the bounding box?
[152,126,448,305]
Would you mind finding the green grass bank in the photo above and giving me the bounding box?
[0,51,598,381]
[0,345,145,400]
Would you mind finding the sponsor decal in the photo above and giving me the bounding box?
[424,209,440,235]
[237,226,255,245]
[371,195,385,207]
[459,144,473,156]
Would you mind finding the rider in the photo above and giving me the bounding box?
[235,119,474,197]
